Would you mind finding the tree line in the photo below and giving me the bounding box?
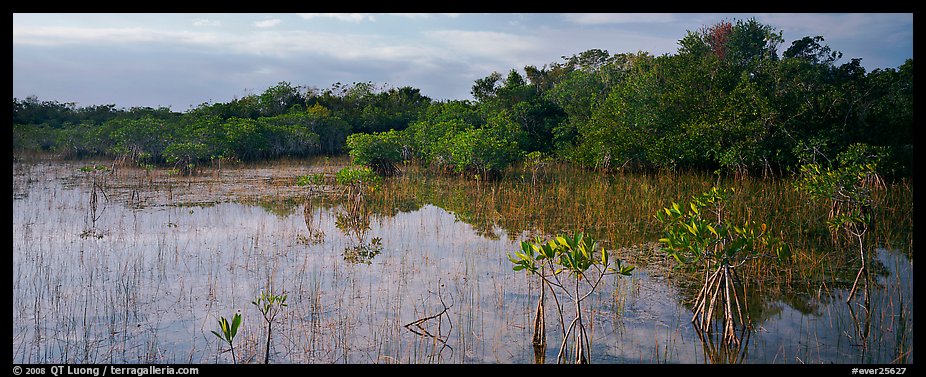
[13,19,912,178]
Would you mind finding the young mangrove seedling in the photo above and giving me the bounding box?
[210,312,241,364]
[252,290,288,364]
[510,232,634,364]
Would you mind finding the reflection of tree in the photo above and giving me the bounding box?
[846,300,871,351]
[335,207,382,265]
[403,282,454,363]
[696,325,751,364]
[740,279,828,325]
[299,200,325,245]
[80,165,110,239]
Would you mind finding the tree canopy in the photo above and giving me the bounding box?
[14,18,912,178]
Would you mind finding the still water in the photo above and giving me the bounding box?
[12,160,913,364]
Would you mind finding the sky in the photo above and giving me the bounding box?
[12,13,914,111]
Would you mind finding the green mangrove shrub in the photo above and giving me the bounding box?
[794,143,884,303]
[163,141,210,175]
[510,232,633,364]
[295,173,326,186]
[655,187,788,345]
[345,130,406,176]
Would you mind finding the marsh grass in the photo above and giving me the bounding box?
[12,157,913,364]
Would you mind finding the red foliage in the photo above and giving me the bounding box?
[705,21,733,60]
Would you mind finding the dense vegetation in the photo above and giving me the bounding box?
[13,19,912,179]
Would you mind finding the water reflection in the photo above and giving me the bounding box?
[11,161,914,364]
[696,326,751,364]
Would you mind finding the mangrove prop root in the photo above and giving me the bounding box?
[532,283,546,348]
[691,263,746,346]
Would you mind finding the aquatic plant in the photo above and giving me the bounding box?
[252,291,288,364]
[210,313,241,364]
[655,187,789,345]
[794,143,884,304]
[510,232,633,363]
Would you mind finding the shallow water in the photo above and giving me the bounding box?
[11,160,913,364]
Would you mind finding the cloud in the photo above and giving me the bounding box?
[563,13,676,25]
[12,23,440,64]
[254,19,282,28]
[13,26,220,46]
[192,18,221,27]
[297,13,376,22]
[754,13,912,40]
[387,13,431,19]
[426,30,544,63]
[387,13,462,19]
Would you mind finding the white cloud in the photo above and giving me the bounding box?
[426,30,543,61]
[297,13,376,22]
[388,13,431,19]
[386,13,461,19]
[563,13,676,25]
[254,19,282,28]
[13,26,219,46]
[11,24,440,63]
[754,13,912,40]
[192,18,221,27]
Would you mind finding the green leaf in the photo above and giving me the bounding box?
[620,265,635,276]
[219,317,229,334]
[776,243,791,263]
[231,313,241,337]
[685,223,698,235]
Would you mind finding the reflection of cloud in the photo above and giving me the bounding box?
[254,19,282,28]
[563,13,676,25]
[297,13,376,22]
[192,18,221,27]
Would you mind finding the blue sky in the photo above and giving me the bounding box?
[12,13,914,111]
